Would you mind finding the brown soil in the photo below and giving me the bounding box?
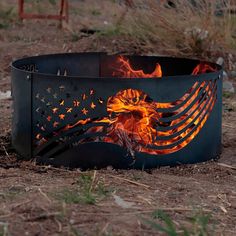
[0,1,236,235]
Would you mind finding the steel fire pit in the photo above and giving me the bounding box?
[11,53,222,169]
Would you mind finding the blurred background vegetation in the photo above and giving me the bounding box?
[0,0,235,58]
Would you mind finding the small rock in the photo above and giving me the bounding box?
[69,219,75,224]
[147,53,163,57]
[106,165,113,171]
[223,81,235,93]
[113,194,135,209]
[223,71,229,81]
[229,71,236,78]
[216,57,224,66]
[228,53,234,71]
[9,185,25,192]
[25,187,31,192]
[0,90,11,100]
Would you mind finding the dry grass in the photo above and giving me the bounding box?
[118,0,236,58]
[1,0,235,58]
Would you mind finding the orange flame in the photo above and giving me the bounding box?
[102,58,216,155]
[116,56,162,78]
[192,62,216,75]
[36,57,217,157]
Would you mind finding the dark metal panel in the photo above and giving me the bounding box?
[12,52,101,77]
[31,73,222,169]
[11,68,32,159]
[11,53,223,169]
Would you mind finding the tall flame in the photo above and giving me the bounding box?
[115,56,162,78]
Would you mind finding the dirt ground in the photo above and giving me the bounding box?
[0,1,236,235]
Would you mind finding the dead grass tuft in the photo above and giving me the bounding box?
[118,0,236,57]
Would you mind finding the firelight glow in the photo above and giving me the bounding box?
[35,56,216,156]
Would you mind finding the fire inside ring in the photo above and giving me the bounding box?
[11,53,222,169]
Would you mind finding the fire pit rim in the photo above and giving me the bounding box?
[11,52,222,80]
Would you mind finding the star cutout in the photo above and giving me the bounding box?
[81,108,88,115]
[91,102,96,109]
[59,114,65,120]
[90,89,95,95]
[59,100,65,106]
[46,87,52,93]
[98,98,104,104]
[52,107,59,114]
[47,116,52,122]
[66,107,73,113]
[53,122,59,128]
[82,93,87,100]
[73,100,80,107]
